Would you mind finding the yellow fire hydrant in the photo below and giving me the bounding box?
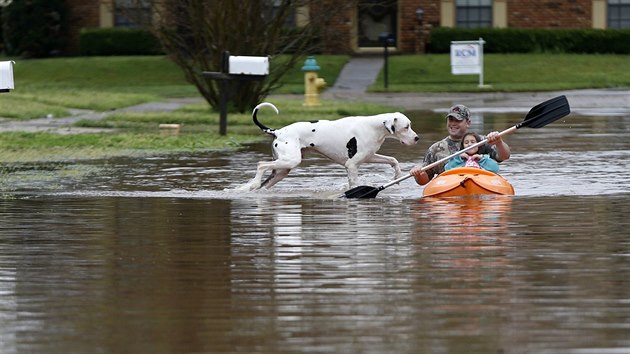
[302,56,326,107]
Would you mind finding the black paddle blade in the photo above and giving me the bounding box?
[342,185,380,199]
[519,95,571,129]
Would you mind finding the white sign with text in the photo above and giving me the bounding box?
[451,43,481,74]
[450,38,486,87]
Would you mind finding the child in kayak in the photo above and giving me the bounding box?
[444,132,500,173]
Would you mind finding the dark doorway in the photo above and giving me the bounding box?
[358,0,397,47]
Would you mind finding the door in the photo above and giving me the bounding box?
[357,0,397,47]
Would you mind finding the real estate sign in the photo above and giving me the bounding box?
[450,38,486,87]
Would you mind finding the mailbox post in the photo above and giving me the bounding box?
[379,33,395,90]
[202,51,269,135]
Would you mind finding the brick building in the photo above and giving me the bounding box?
[64,0,629,55]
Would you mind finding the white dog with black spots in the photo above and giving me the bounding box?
[240,102,420,190]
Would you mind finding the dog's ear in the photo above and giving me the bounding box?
[383,117,397,134]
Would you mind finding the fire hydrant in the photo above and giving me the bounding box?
[302,56,326,107]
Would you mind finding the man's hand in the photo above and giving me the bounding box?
[410,166,430,185]
[486,131,502,145]
[486,131,511,161]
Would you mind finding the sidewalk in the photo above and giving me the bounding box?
[323,56,384,95]
[0,97,203,134]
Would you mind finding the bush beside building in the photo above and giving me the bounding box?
[429,27,630,54]
[79,28,163,56]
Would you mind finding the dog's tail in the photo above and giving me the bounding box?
[252,102,279,136]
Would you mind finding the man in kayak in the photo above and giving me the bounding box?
[410,104,511,185]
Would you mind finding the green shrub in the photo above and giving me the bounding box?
[79,27,163,56]
[428,27,630,54]
[1,0,69,58]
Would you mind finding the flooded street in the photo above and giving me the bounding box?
[1,111,629,353]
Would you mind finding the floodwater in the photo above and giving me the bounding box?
[1,111,629,354]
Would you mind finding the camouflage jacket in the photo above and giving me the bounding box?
[422,136,499,180]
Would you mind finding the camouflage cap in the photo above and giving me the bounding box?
[446,104,471,121]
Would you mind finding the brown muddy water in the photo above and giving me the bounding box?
[0,112,629,354]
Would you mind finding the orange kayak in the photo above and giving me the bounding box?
[422,167,515,198]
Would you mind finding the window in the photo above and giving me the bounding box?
[456,0,492,28]
[609,0,630,28]
[114,0,152,28]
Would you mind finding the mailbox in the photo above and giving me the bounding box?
[378,32,395,46]
[202,51,270,135]
[228,55,269,76]
[0,61,14,92]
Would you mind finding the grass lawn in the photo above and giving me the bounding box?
[370,53,630,92]
[0,53,628,162]
[0,98,396,162]
[3,54,348,116]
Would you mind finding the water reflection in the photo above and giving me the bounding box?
[411,196,514,320]
[415,195,513,234]
[0,193,628,353]
[0,109,629,353]
[228,198,422,353]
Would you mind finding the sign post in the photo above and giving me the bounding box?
[450,38,488,88]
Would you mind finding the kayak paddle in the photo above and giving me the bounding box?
[342,95,571,199]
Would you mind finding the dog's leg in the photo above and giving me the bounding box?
[344,162,361,188]
[237,162,273,191]
[261,169,291,188]
[364,154,403,179]
[248,161,275,190]
[248,138,302,190]
[250,160,297,190]
[260,169,278,188]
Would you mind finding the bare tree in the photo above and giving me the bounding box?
[119,0,357,113]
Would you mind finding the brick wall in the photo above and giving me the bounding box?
[399,0,440,52]
[399,0,421,52]
[316,0,430,54]
[322,12,354,53]
[311,2,354,54]
[65,0,101,55]
[508,0,592,28]
[61,1,597,56]
[316,0,449,54]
